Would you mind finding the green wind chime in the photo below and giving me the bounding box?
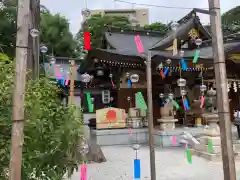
[192,38,203,64]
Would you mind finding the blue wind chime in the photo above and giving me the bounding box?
[126,72,132,88]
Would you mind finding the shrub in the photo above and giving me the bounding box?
[0,53,83,180]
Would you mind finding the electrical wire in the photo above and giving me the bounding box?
[114,0,209,10]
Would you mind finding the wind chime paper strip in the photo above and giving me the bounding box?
[185,148,192,164]
[136,92,147,110]
[172,38,178,56]
[180,58,188,71]
[182,98,186,110]
[130,128,132,136]
[192,49,200,63]
[172,136,177,145]
[84,32,91,50]
[134,35,144,54]
[200,96,204,108]
[134,159,141,179]
[80,163,87,180]
[163,68,169,77]
[160,70,165,79]
[171,99,180,109]
[208,139,213,153]
[86,92,93,112]
[65,79,69,86]
[183,98,190,110]
[127,79,132,88]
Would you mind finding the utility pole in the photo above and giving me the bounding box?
[69,60,75,104]
[29,0,40,79]
[146,51,156,180]
[208,0,236,179]
[9,0,30,179]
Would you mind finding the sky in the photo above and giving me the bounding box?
[41,0,239,35]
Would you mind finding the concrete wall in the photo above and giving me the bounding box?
[84,9,149,26]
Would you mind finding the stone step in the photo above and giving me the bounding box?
[191,149,240,161]
[199,136,221,145]
[191,149,222,161]
[195,144,236,154]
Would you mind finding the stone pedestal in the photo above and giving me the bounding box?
[192,113,238,160]
[158,118,178,130]
[158,103,178,130]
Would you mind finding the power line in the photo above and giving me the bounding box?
[114,0,209,10]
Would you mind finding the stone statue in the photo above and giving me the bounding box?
[160,100,174,118]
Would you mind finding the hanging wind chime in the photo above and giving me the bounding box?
[193,38,202,64]
[177,77,189,111]
[126,72,132,88]
[132,144,141,179]
[130,74,139,88]
[109,73,115,87]
[199,69,207,108]
[179,49,188,71]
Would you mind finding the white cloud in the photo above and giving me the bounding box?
[40,0,239,35]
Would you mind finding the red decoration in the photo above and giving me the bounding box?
[160,70,165,79]
[106,109,116,121]
[84,32,91,50]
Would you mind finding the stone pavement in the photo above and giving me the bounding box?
[68,146,240,180]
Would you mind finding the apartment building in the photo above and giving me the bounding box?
[83,8,149,26]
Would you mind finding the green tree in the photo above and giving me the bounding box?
[0,1,76,58]
[222,6,240,35]
[40,13,76,57]
[77,14,131,49]
[0,0,17,57]
[0,53,83,180]
[143,22,168,32]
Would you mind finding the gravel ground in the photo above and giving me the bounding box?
[68,146,240,180]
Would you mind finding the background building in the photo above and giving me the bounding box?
[83,8,149,26]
